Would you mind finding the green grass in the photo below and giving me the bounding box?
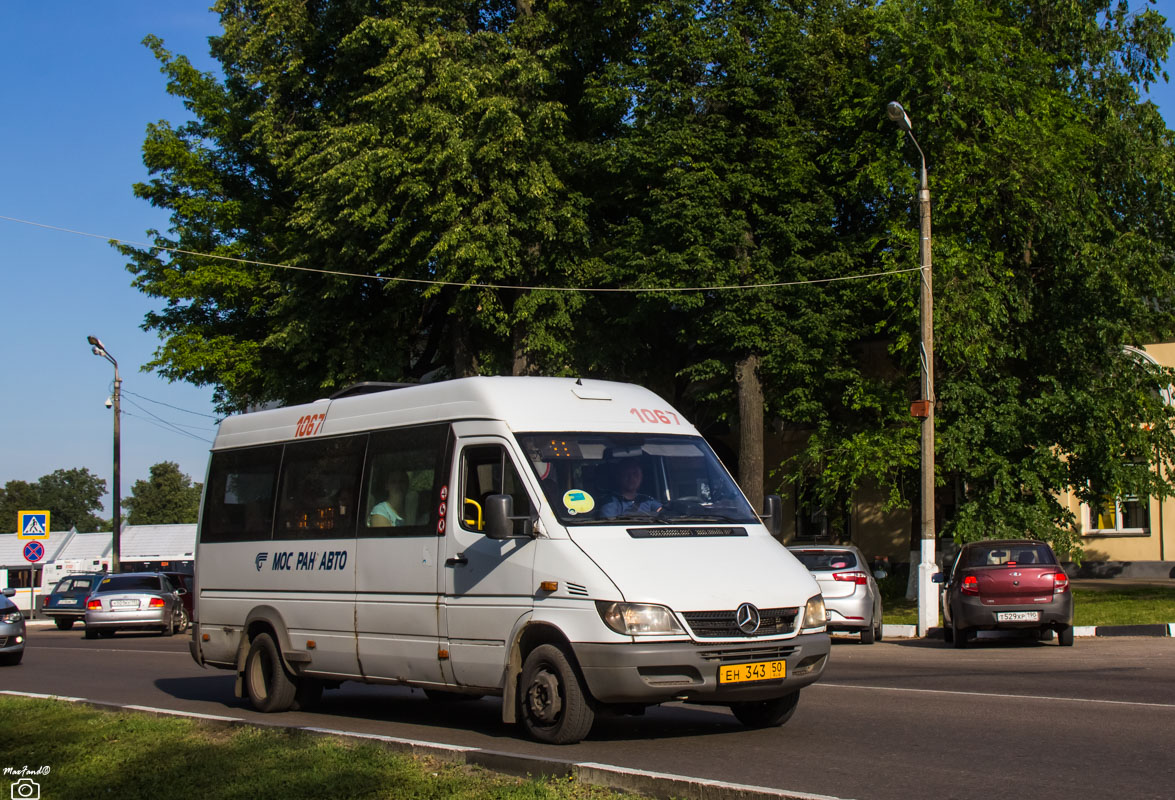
[880,586,1175,627]
[0,696,634,800]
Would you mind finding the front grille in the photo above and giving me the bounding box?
[682,607,799,638]
[0,637,8,647]
[696,644,798,663]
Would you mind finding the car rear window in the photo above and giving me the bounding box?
[53,577,96,593]
[963,543,1056,567]
[96,575,163,593]
[792,550,858,571]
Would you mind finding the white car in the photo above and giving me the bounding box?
[788,546,884,644]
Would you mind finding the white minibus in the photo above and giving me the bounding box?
[189,377,829,743]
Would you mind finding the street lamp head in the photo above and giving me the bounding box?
[886,101,913,132]
[91,346,103,357]
[86,334,103,349]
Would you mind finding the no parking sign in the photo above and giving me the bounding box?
[23,540,45,563]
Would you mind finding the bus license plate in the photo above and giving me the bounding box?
[718,659,786,684]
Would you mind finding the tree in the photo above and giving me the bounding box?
[124,461,203,525]
[791,0,1175,554]
[0,468,108,532]
[124,0,1175,555]
[121,0,637,411]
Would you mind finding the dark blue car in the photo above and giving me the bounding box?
[42,573,106,630]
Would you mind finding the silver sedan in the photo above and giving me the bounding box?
[83,572,187,638]
[788,545,884,644]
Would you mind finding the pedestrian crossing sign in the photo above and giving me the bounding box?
[18,510,50,539]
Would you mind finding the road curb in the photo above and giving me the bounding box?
[0,691,856,800]
[909,624,1172,639]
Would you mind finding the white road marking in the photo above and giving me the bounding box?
[814,682,1175,709]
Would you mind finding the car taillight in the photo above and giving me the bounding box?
[832,571,869,585]
[1051,572,1070,594]
[86,599,102,610]
[148,598,166,608]
[960,575,980,595]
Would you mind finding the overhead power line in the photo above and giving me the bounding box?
[121,389,219,420]
[1,214,923,293]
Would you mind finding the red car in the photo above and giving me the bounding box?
[935,540,1074,647]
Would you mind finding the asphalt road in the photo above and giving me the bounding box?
[5,627,1175,800]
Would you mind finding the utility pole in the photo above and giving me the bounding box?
[887,101,938,635]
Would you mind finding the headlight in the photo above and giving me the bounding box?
[596,602,685,635]
[1,611,23,624]
[801,595,827,631]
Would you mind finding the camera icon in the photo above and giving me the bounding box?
[11,779,39,800]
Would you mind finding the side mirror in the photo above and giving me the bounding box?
[931,572,945,584]
[1,588,14,597]
[761,494,783,538]
[175,587,188,596]
[484,494,515,540]
[873,569,888,580]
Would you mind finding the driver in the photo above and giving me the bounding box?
[598,459,663,517]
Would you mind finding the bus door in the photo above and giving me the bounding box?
[354,425,449,684]
[440,436,537,689]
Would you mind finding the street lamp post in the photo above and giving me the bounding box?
[886,101,938,636]
[88,335,121,573]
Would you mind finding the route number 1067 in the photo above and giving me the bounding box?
[630,407,680,425]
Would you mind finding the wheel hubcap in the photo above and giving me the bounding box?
[526,669,562,723]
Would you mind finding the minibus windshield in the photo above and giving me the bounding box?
[515,433,758,526]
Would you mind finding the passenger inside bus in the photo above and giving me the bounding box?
[369,472,407,527]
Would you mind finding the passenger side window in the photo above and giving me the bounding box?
[460,444,534,535]
[201,445,282,543]
[275,435,366,540]
[361,424,450,537]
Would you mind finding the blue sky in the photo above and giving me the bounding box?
[2,2,1175,523]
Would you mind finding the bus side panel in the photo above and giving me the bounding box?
[196,540,361,677]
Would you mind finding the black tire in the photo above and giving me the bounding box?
[84,628,99,640]
[860,622,875,644]
[1057,625,1074,647]
[875,607,884,643]
[425,689,484,703]
[0,651,22,667]
[730,691,801,728]
[244,633,297,712]
[519,644,595,744]
[951,619,968,649]
[293,677,324,711]
[99,629,116,638]
[942,621,954,645]
[174,607,190,635]
[54,618,75,630]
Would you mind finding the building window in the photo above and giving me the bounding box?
[1085,494,1150,535]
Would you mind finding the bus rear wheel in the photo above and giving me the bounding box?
[244,633,297,712]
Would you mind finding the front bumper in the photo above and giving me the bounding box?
[952,592,1073,631]
[0,622,26,654]
[573,632,831,705]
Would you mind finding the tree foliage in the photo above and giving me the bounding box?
[125,0,1175,554]
[0,469,108,532]
[124,461,203,525]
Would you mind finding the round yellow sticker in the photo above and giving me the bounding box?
[562,490,595,516]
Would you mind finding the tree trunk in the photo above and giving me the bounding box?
[452,323,479,378]
[511,324,535,376]
[736,354,765,512]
